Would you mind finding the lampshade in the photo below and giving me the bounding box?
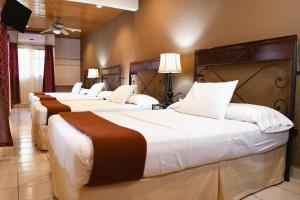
[87,68,99,78]
[158,53,182,73]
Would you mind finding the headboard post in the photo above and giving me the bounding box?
[194,35,298,181]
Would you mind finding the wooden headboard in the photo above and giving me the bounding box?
[194,35,298,181]
[129,59,165,103]
[101,65,121,91]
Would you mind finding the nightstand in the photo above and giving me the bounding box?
[152,104,167,110]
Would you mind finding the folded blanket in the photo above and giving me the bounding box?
[40,100,71,124]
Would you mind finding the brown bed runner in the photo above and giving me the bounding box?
[36,95,56,100]
[59,111,147,186]
[40,100,71,124]
[33,92,45,95]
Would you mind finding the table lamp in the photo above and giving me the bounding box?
[158,53,182,106]
[87,68,99,87]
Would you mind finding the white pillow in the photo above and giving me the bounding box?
[225,103,293,133]
[87,83,105,97]
[71,82,83,94]
[97,91,113,100]
[79,88,90,95]
[127,94,159,106]
[108,85,137,104]
[167,101,182,109]
[176,81,238,119]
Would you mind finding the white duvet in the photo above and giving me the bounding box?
[32,100,151,125]
[48,109,289,187]
[29,92,102,103]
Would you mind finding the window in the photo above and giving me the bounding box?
[18,45,45,104]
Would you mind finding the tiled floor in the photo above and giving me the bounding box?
[0,107,299,200]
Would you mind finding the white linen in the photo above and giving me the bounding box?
[97,91,113,99]
[48,109,289,186]
[225,103,294,133]
[108,85,136,104]
[127,94,159,106]
[176,81,238,119]
[87,83,105,97]
[79,89,90,95]
[32,100,151,125]
[71,82,83,94]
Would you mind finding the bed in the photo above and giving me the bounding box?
[28,65,122,108]
[31,60,163,150]
[48,35,298,200]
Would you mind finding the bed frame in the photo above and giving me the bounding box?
[83,65,121,90]
[129,59,166,103]
[194,35,298,181]
[100,65,122,91]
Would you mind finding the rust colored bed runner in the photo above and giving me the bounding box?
[40,100,71,124]
[36,95,56,100]
[33,92,45,95]
[59,111,147,186]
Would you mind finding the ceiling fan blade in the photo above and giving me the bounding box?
[62,29,70,35]
[40,29,53,34]
[64,27,81,32]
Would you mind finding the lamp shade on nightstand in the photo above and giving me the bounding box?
[87,68,99,79]
[158,53,182,73]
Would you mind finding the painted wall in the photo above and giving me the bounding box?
[81,0,300,167]
[55,37,81,90]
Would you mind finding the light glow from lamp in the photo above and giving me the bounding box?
[158,53,182,73]
[87,68,99,78]
[53,28,62,35]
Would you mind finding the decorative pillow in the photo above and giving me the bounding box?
[97,91,113,100]
[71,82,83,94]
[176,81,238,119]
[87,83,105,97]
[127,94,159,106]
[108,85,137,104]
[225,103,293,133]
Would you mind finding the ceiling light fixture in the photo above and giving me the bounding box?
[53,27,62,35]
[96,4,102,8]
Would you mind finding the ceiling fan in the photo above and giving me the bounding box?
[40,18,81,35]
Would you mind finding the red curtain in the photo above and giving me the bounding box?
[0,24,12,147]
[43,45,55,92]
[9,43,20,105]
[0,24,10,115]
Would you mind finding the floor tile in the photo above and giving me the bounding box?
[0,156,18,166]
[18,153,48,163]
[278,178,300,195]
[0,175,18,189]
[18,161,50,174]
[18,171,50,187]
[19,182,54,200]
[0,187,18,200]
[0,164,18,177]
[254,186,300,200]
[242,195,261,200]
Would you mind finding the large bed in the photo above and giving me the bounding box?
[28,65,122,108]
[31,60,163,150]
[47,35,298,200]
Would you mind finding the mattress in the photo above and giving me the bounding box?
[48,109,288,187]
[32,100,151,125]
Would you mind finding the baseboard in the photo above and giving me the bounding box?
[291,166,300,180]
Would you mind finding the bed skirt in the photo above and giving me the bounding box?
[32,122,48,150]
[48,144,286,200]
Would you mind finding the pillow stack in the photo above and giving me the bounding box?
[87,83,105,97]
[108,85,137,104]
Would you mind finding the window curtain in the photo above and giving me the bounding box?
[18,46,45,104]
[43,45,55,92]
[9,43,20,105]
[0,24,12,146]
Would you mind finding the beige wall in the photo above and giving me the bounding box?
[82,0,300,167]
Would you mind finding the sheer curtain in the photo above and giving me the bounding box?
[18,45,45,104]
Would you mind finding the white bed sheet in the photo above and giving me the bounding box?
[29,92,102,103]
[48,109,289,187]
[32,100,151,125]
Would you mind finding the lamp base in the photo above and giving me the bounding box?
[165,73,173,106]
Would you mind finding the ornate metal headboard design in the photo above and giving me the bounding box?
[101,65,121,91]
[129,59,165,103]
[194,35,298,181]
